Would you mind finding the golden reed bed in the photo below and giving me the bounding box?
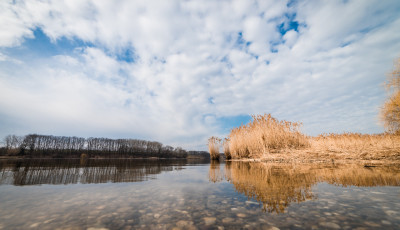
[208,114,400,162]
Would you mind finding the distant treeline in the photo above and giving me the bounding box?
[187,151,210,159]
[0,134,189,158]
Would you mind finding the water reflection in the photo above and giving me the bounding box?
[210,161,400,213]
[0,159,204,186]
[208,160,224,183]
[0,160,399,229]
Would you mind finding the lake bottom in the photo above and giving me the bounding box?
[0,159,399,229]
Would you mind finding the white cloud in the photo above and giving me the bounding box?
[0,1,34,47]
[1,0,400,150]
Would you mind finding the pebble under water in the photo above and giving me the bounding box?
[0,159,399,230]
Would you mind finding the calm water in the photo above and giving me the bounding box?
[0,159,399,230]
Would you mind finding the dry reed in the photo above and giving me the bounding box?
[223,138,231,160]
[208,136,221,160]
[227,114,309,159]
[210,113,400,161]
[311,132,400,160]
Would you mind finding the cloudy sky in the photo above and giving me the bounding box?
[1,0,400,150]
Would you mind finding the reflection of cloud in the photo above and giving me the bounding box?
[210,162,400,213]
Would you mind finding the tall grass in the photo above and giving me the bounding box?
[210,114,400,161]
[311,132,400,159]
[208,136,221,160]
[223,138,231,160]
[227,114,309,159]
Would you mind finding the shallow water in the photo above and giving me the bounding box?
[0,159,399,230]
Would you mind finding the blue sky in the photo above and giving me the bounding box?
[1,0,400,150]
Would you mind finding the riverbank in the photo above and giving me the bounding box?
[228,147,400,164]
[209,114,400,162]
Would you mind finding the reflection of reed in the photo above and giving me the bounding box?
[229,162,315,213]
[209,160,223,183]
[0,159,187,186]
[317,164,400,187]
[211,162,400,213]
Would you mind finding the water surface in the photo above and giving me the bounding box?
[0,159,399,229]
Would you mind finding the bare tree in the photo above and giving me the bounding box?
[1,134,188,158]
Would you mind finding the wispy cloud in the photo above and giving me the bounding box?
[1,0,400,150]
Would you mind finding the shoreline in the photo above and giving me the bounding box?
[0,156,194,160]
[228,158,400,165]
[225,149,400,164]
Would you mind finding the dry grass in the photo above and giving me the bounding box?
[227,114,309,159]
[223,138,231,160]
[210,114,400,161]
[310,133,400,160]
[208,136,221,160]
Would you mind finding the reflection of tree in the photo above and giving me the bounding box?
[0,159,188,186]
[210,162,400,213]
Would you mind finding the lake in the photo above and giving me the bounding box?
[0,159,399,230]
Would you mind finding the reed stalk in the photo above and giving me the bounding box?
[227,114,309,159]
[208,136,221,160]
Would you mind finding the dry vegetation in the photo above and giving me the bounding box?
[209,114,400,162]
[208,136,221,160]
[381,57,400,134]
[222,138,231,160]
[208,57,400,162]
[310,133,400,161]
[227,114,309,159]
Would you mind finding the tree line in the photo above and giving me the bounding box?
[0,134,188,158]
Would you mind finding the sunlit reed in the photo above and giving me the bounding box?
[208,136,221,160]
[311,133,400,160]
[211,113,400,160]
[223,138,231,160]
[227,114,309,159]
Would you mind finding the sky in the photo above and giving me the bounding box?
[1,0,400,150]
